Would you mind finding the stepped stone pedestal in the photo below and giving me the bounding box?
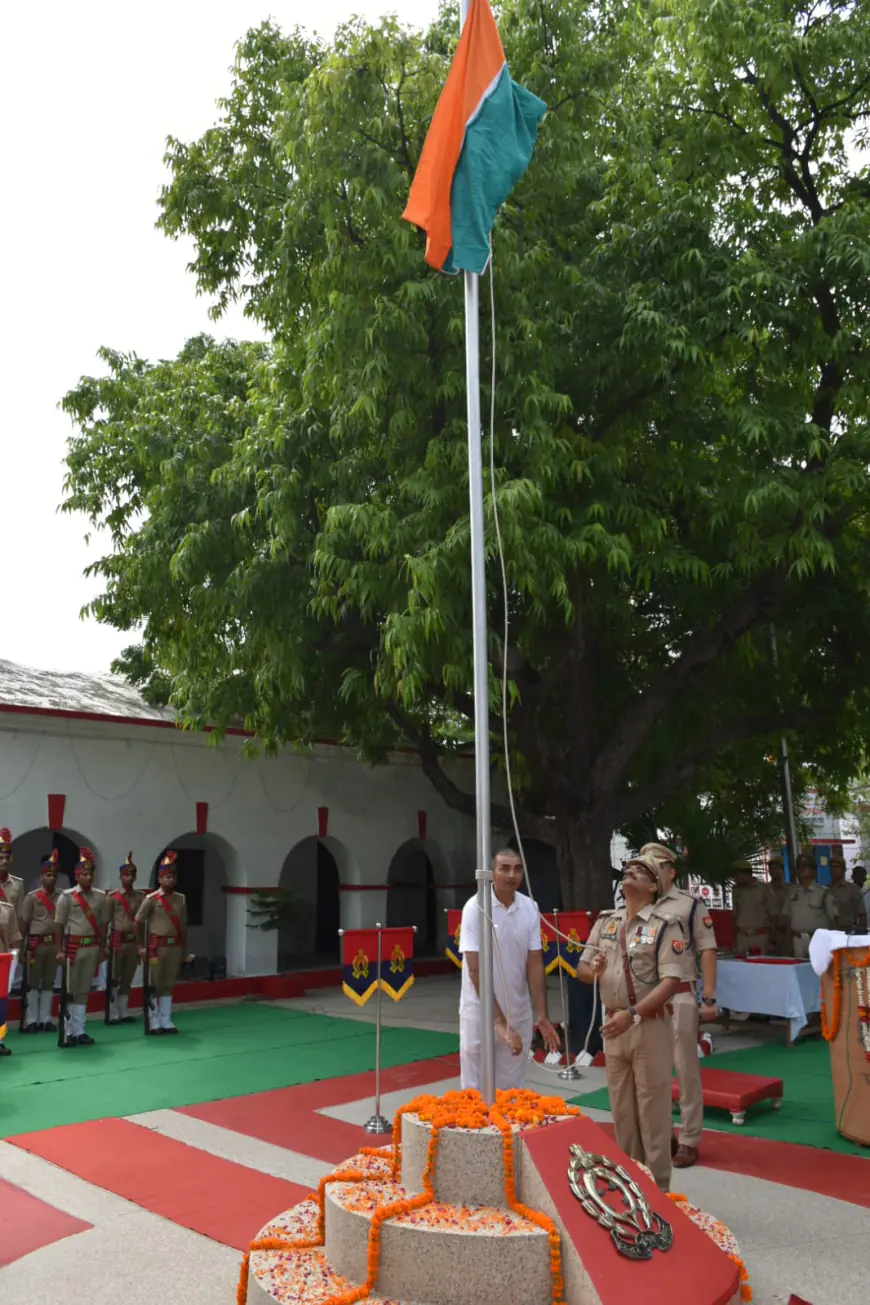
[244,1102,745,1305]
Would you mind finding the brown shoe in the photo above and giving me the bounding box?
[673,1145,699,1168]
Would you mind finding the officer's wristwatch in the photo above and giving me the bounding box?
[627,1005,642,1025]
[701,996,717,1007]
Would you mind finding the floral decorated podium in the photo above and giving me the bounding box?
[817,940,870,1146]
[236,1089,750,1305]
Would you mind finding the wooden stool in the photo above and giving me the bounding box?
[672,1067,783,1125]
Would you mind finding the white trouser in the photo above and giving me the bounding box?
[66,1004,87,1038]
[158,996,175,1029]
[459,1013,534,1092]
[39,989,54,1023]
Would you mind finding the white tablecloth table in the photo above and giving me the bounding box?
[715,959,821,1044]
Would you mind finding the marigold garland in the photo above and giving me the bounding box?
[821,948,870,1042]
[238,1088,578,1305]
[667,1193,753,1303]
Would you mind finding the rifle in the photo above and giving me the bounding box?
[57,934,70,1048]
[18,931,30,1033]
[104,943,114,1024]
[142,923,155,1036]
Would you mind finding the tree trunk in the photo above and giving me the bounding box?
[554,813,616,910]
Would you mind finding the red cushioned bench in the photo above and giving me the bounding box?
[672,1068,783,1125]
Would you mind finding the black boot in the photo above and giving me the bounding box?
[0,1042,11,1056]
[77,1032,95,1046]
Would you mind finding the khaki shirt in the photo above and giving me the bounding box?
[766,881,790,922]
[106,888,145,935]
[733,880,772,934]
[20,887,60,936]
[0,873,23,914]
[581,904,684,1010]
[784,882,839,935]
[55,887,108,938]
[654,886,718,980]
[827,881,865,933]
[0,900,21,951]
[135,890,187,937]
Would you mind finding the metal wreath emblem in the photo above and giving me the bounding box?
[567,1144,673,1260]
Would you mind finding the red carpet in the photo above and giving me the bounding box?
[178,1053,460,1161]
[0,1177,92,1267]
[7,1119,311,1250]
[597,1122,870,1208]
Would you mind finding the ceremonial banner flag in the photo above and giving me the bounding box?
[445,909,463,968]
[402,0,546,275]
[554,912,594,977]
[341,929,380,1007]
[0,951,12,1042]
[379,926,415,1002]
[540,914,559,975]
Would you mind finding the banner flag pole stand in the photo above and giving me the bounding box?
[363,922,391,1134]
[553,909,582,1081]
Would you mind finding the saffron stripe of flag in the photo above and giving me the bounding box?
[402,0,546,274]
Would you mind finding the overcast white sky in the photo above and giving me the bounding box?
[0,1,437,675]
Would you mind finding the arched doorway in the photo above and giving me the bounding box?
[386,840,438,956]
[11,827,102,895]
[278,836,343,968]
[151,833,235,979]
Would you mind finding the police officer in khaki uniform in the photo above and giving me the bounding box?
[0,826,24,993]
[20,852,61,1031]
[0,895,21,1057]
[783,852,839,957]
[54,848,107,1047]
[0,827,23,914]
[765,855,790,954]
[136,851,188,1034]
[106,852,144,1024]
[732,860,773,955]
[577,854,684,1191]
[827,855,867,934]
[641,842,718,1169]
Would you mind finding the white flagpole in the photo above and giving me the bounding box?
[460,0,495,1105]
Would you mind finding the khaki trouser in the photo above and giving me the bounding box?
[670,993,703,1148]
[604,1014,674,1190]
[792,932,812,959]
[111,942,140,996]
[736,930,770,956]
[26,938,57,991]
[149,941,183,997]
[68,944,101,1004]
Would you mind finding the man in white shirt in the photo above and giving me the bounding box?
[458,848,561,1090]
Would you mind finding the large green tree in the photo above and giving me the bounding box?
[63,0,870,906]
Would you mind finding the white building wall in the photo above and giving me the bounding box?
[0,710,476,977]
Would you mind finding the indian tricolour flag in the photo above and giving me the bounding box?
[403,0,546,275]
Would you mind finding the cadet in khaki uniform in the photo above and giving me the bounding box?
[54,848,107,1047]
[765,856,790,954]
[0,826,24,991]
[642,842,718,1170]
[0,827,23,914]
[136,851,188,1034]
[577,854,684,1191]
[783,853,839,958]
[0,897,22,1057]
[732,860,773,955]
[20,852,61,1031]
[106,853,144,1024]
[827,856,867,934]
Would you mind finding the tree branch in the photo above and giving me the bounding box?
[615,706,828,826]
[384,701,549,839]
[591,572,785,798]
